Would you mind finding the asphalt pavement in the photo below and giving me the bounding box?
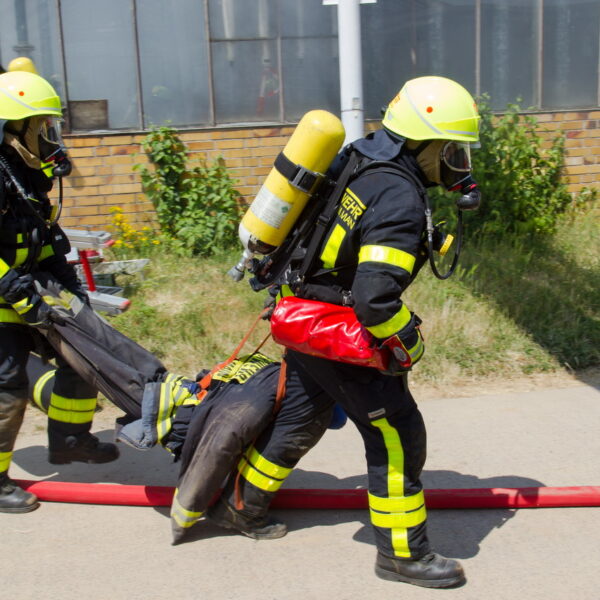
[2,377,600,600]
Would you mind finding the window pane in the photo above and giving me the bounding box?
[0,0,64,98]
[208,0,276,40]
[543,0,599,109]
[209,0,280,123]
[212,39,280,123]
[361,0,476,120]
[480,1,537,110]
[61,0,139,130]
[279,0,338,121]
[137,0,210,128]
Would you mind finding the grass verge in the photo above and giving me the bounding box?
[109,204,599,390]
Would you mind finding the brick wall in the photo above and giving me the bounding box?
[59,110,599,230]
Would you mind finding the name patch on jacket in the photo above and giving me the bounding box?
[212,353,275,384]
[337,188,366,230]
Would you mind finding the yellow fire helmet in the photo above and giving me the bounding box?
[0,70,62,121]
[382,76,479,143]
[7,56,39,75]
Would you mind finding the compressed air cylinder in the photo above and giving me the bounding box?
[239,110,346,255]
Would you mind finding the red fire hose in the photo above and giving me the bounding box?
[15,480,600,509]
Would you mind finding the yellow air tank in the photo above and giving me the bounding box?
[239,110,345,256]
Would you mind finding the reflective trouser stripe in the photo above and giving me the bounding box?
[48,394,96,424]
[320,224,347,270]
[156,374,196,443]
[371,417,427,558]
[369,505,427,529]
[358,245,416,274]
[0,450,12,472]
[32,369,56,412]
[245,446,292,480]
[366,303,411,339]
[237,447,292,493]
[170,489,203,529]
[368,490,425,513]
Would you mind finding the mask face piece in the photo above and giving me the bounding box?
[3,116,71,177]
[415,139,446,184]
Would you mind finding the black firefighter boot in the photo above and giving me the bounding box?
[0,471,40,513]
[375,551,466,588]
[48,430,120,465]
[206,496,288,540]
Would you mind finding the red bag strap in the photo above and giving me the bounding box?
[196,307,271,400]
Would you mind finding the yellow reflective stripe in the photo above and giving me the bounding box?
[0,450,12,472]
[32,369,56,412]
[14,247,28,268]
[48,394,96,424]
[369,505,427,529]
[368,490,424,513]
[157,376,195,441]
[12,297,34,316]
[372,417,427,558]
[408,334,424,361]
[320,224,346,270]
[366,304,411,339]
[0,307,24,324]
[237,455,285,492]
[38,244,55,261]
[372,418,405,496]
[358,245,416,274]
[156,381,173,442]
[0,259,10,278]
[391,529,411,558]
[170,491,203,528]
[246,446,292,480]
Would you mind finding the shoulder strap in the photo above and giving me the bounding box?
[296,150,362,281]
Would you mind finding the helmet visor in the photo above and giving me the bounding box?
[441,141,471,173]
[38,116,65,161]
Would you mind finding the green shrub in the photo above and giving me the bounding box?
[134,126,243,257]
[429,96,596,237]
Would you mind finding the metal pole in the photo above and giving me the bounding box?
[337,0,364,144]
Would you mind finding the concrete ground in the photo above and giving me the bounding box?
[2,376,600,600]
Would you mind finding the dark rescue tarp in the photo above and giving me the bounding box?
[38,276,166,418]
[31,276,280,542]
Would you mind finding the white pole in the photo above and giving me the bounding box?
[337,0,364,144]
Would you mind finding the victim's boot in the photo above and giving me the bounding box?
[206,496,287,540]
[0,471,39,513]
[375,551,466,588]
[48,430,120,465]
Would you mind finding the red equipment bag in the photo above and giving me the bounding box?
[270,296,390,370]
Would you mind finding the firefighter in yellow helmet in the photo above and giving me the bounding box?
[0,70,118,513]
[207,76,481,588]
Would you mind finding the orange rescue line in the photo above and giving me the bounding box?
[195,307,272,402]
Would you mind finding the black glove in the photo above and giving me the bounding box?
[70,286,91,307]
[379,313,425,376]
[0,270,36,303]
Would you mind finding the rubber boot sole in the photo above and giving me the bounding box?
[0,501,40,514]
[375,565,466,589]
